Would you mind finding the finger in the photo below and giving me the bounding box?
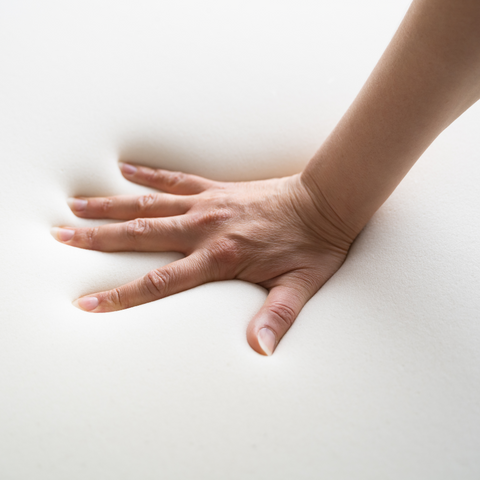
[51,216,190,252]
[119,162,215,194]
[72,253,212,312]
[67,193,195,220]
[246,277,317,356]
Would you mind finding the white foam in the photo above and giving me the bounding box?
[1,0,479,478]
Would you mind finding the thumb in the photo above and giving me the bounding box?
[246,279,314,356]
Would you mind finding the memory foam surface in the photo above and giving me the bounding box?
[1,0,479,478]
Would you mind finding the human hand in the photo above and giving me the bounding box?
[52,163,356,356]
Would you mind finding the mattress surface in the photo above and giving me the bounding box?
[1,0,479,478]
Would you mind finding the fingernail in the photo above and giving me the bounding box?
[119,162,137,175]
[51,227,75,242]
[258,328,277,356]
[73,296,99,311]
[67,197,87,212]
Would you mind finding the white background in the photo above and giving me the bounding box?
[0,0,479,478]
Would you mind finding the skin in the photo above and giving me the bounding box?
[52,0,480,356]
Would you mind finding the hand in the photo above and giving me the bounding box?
[52,162,356,355]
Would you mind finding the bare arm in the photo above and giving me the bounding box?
[302,0,480,237]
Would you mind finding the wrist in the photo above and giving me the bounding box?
[299,167,366,243]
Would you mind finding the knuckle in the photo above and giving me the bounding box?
[109,287,124,308]
[268,302,297,328]
[209,238,241,272]
[85,227,100,249]
[126,218,150,240]
[136,194,156,212]
[100,198,113,213]
[143,269,169,297]
[196,208,233,228]
[164,171,186,189]
[145,168,159,183]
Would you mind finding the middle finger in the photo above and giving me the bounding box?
[68,193,195,220]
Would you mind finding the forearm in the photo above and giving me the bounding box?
[302,0,480,237]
